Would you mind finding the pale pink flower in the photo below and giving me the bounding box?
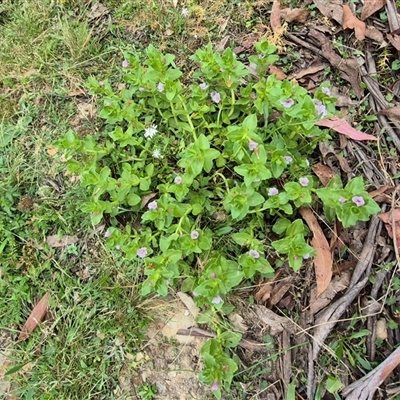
[148,201,158,210]
[157,82,165,92]
[299,177,309,187]
[352,196,365,207]
[190,230,199,240]
[211,91,221,104]
[248,249,260,259]
[249,140,258,151]
[137,247,148,258]
[211,381,219,391]
[281,98,294,108]
[284,155,293,164]
[212,295,222,304]
[268,187,279,196]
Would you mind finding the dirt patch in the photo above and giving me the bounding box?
[135,297,213,400]
[0,330,15,399]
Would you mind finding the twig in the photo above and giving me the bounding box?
[176,327,266,352]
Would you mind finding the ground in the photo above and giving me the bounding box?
[1,0,400,399]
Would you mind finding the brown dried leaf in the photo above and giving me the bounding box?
[269,281,292,306]
[342,4,366,40]
[336,153,352,173]
[378,105,400,122]
[228,313,248,333]
[47,145,58,156]
[288,63,328,80]
[313,0,343,24]
[376,319,388,340]
[365,25,385,43]
[361,0,386,20]
[216,35,230,52]
[18,293,50,341]
[281,7,309,23]
[387,33,400,51]
[369,185,391,200]
[312,163,336,186]
[378,209,400,253]
[299,207,333,297]
[311,29,364,98]
[177,292,200,319]
[141,192,157,208]
[270,0,282,32]
[269,65,287,80]
[46,234,79,248]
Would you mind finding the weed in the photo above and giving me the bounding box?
[58,40,379,397]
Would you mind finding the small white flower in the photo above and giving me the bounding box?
[181,7,189,17]
[144,124,158,139]
[152,149,161,159]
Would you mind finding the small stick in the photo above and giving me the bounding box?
[176,327,266,353]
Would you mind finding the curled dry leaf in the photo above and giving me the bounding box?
[313,0,343,24]
[376,319,388,340]
[141,192,157,208]
[378,209,400,253]
[365,25,385,43]
[312,163,336,186]
[228,313,248,333]
[316,118,377,141]
[18,292,50,341]
[288,63,328,80]
[177,292,200,319]
[310,29,364,98]
[387,32,400,51]
[342,4,366,41]
[299,207,332,297]
[269,65,287,80]
[361,0,386,21]
[281,7,309,23]
[46,234,79,248]
[378,105,400,122]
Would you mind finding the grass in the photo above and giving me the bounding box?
[0,0,394,399]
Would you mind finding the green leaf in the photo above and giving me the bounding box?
[247,192,265,207]
[326,377,343,394]
[231,232,252,245]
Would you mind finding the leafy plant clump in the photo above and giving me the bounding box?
[58,39,380,397]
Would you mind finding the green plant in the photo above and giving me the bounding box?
[58,39,380,397]
[137,383,158,400]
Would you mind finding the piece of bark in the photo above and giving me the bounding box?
[253,305,298,336]
[309,271,351,315]
[343,346,400,399]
